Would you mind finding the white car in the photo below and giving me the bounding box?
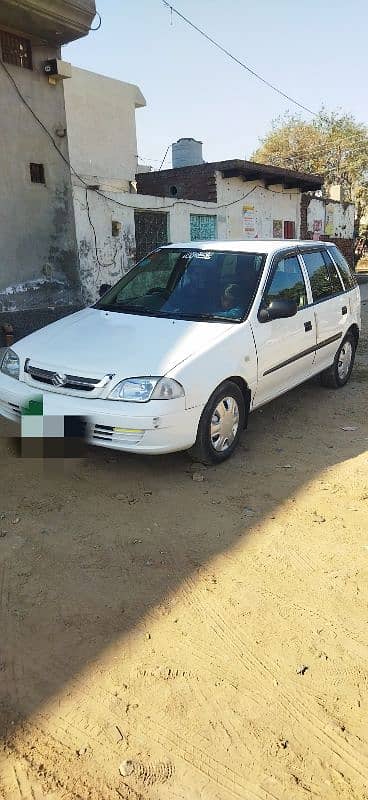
[0,240,361,464]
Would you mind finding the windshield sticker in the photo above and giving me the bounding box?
[181,251,213,260]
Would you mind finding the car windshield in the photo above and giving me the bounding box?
[95,248,266,323]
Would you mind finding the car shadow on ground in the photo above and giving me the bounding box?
[0,368,367,750]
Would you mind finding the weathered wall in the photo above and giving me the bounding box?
[217,174,301,240]
[300,194,355,266]
[72,185,226,303]
[64,67,146,186]
[74,176,303,304]
[137,168,302,239]
[305,196,354,239]
[0,43,80,314]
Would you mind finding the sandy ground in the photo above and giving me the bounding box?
[0,287,367,800]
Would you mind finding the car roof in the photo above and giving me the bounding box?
[162,240,330,255]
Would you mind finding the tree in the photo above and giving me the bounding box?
[252,110,368,230]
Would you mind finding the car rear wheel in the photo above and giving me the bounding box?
[320,332,356,388]
[190,381,245,465]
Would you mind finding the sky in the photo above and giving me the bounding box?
[63,0,368,170]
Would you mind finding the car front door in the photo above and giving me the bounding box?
[298,248,346,371]
[251,252,316,407]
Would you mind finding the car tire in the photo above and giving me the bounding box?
[190,381,246,465]
[320,331,356,389]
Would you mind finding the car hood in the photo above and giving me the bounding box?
[15,307,232,379]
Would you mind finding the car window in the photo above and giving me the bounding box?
[220,253,238,280]
[301,250,338,301]
[322,250,344,293]
[328,246,357,290]
[95,248,266,323]
[264,255,307,309]
[117,250,179,301]
[220,252,264,282]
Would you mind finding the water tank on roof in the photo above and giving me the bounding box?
[172,138,204,168]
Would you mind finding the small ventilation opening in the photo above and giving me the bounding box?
[169,185,178,197]
[30,163,45,184]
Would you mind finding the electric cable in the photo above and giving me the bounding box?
[163,1,317,116]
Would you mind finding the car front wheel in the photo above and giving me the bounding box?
[320,331,356,388]
[190,381,245,465]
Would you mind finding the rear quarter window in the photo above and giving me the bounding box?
[328,247,357,290]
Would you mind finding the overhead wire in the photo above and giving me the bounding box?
[162,1,317,116]
[1,53,364,233]
[158,144,171,170]
[0,57,295,213]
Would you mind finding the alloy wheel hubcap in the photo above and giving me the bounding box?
[337,341,353,380]
[211,396,240,452]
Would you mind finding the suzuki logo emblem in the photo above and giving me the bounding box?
[52,372,66,387]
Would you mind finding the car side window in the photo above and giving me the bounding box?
[302,250,339,301]
[328,246,357,290]
[263,255,307,309]
[322,250,344,293]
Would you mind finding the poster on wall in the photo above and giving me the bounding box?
[273,219,283,238]
[325,207,334,236]
[242,205,257,238]
[313,219,323,240]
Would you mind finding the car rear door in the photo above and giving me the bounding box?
[251,250,317,406]
[298,248,347,371]
[327,245,361,326]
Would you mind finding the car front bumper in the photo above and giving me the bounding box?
[0,373,202,454]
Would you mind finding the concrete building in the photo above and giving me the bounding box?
[0,0,96,338]
[136,160,355,266]
[64,72,225,304]
[64,67,146,189]
[136,159,322,240]
[73,188,226,302]
[63,67,147,302]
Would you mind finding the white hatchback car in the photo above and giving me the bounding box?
[0,240,361,463]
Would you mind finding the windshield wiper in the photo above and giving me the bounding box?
[172,312,237,322]
[99,303,153,314]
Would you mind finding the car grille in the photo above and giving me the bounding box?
[24,362,114,393]
[91,423,144,446]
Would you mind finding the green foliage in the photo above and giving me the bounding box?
[252,110,368,226]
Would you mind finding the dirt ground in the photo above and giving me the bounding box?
[1,287,368,800]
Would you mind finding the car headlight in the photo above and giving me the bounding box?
[108,377,184,402]
[0,348,20,380]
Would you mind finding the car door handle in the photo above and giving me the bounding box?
[304,321,313,332]
[342,306,348,315]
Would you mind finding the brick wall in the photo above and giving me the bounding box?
[320,236,355,268]
[300,194,310,239]
[136,164,218,202]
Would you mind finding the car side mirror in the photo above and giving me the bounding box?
[259,298,298,322]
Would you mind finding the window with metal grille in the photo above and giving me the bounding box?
[30,163,45,184]
[190,214,217,241]
[0,29,32,70]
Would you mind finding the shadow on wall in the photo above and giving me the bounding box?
[0,363,367,748]
[0,276,83,344]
